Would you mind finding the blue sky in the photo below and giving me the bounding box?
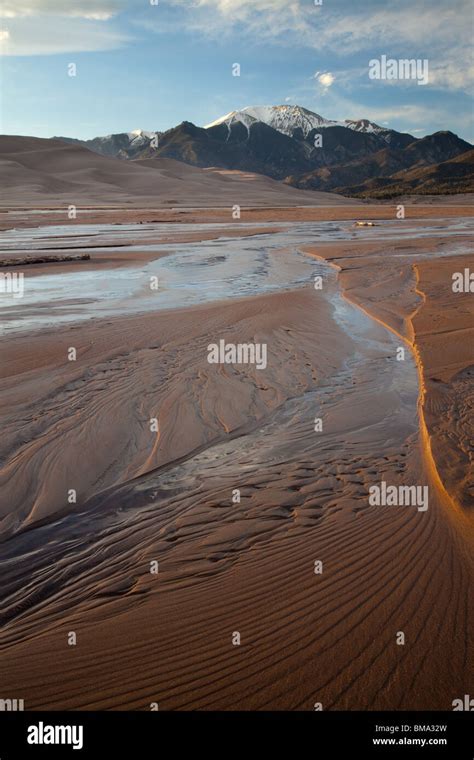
[1,0,473,142]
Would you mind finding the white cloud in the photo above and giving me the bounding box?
[162,0,471,47]
[310,89,460,135]
[429,61,474,91]
[0,1,126,19]
[188,0,298,21]
[0,0,130,54]
[160,0,311,42]
[0,16,130,54]
[310,4,472,54]
[317,72,334,88]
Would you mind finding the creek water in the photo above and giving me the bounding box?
[1,218,472,335]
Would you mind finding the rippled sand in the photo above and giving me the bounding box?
[0,209,472,710]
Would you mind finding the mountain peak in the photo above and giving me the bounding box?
[204,104,334,137]
[343,118,386,134]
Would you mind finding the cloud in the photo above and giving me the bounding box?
[0,17,130,54]
[309,3,472,54]
[161,0,471,47]
[0,0,126,19]
[186,0,299,22]
[146,0,312,42]
[317,72,335,88]
[0,0,130,54]
[308,87,460,134]
[429,61,474,91]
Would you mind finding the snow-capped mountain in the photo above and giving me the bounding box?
[126,129,160,147]
[343,118,389,135]
[204,105,389,139]
[205,105,337,137]
[55,129,161,159]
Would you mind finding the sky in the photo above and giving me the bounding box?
[1,0,473,142]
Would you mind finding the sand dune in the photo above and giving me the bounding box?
[0,136,351,208]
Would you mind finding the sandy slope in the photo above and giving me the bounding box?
[0,136,350,208]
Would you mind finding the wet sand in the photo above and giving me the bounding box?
[302,228,474,513]
[0,206,472,710]
[1,202,473,232]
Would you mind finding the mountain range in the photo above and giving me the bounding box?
[54,104,474,198]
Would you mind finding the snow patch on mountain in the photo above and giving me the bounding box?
[204,109,259,136]
[205,105,336,137]
[343,119,388,135]
[128,129,159,140]
[205,105,389,139]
